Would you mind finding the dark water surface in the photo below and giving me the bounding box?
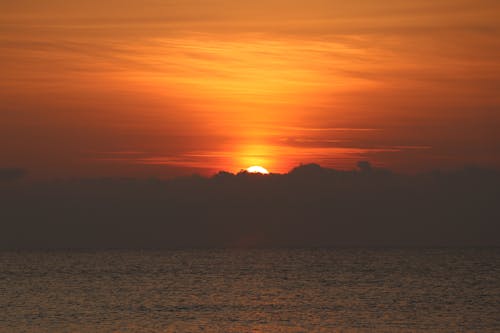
[1,249,499,332]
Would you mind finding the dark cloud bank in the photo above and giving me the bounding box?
[1,163,499,249]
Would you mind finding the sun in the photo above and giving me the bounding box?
[246,166,270,174]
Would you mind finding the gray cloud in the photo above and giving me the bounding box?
[1,163,498,249]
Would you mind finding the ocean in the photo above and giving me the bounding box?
[1,249,499,332]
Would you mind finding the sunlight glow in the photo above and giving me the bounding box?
[246,166,270,174]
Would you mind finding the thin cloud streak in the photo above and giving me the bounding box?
[94,144,430,174]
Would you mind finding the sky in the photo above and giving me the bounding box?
[1,0,499,179]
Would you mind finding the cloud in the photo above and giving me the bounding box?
[1,163,498,249]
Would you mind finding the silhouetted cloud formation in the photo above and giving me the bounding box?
[1,163,499,249]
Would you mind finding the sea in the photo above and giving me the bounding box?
[1,249,499,332]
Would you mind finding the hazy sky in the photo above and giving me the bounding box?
[1,0,499,178]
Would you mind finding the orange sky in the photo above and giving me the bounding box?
[1,0,499,178]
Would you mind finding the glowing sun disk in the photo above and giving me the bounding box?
[247,166,269,174]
